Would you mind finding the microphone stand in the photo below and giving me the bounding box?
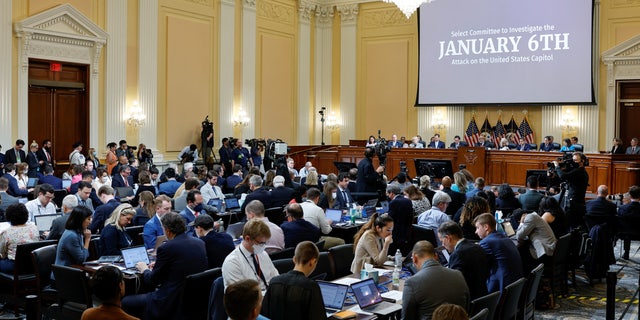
[319,107,326,145]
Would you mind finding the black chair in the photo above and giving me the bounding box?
[470,308,489,320]
[507,143,517,150]
[616,215,640,260]
[53,189,68,208]
[573,144,584,152]
[265,206,285,226]
[30,244,58,307]
[88,237,101,261]
[518,263,544,320]
[469,290,500,320]
[328,244,354,279]
[411,224,438,247]
[269,247,295,261]
[551,142,561,151]
[179,267,221,320]
[208,277,227,320]
[125,225,144,246]
[544,233,571,297]
[495,277,526,320]
[584,215,615,233]
[309,252,333,281]
[226,222,245,239]
[528,143,537,150]
[51,265,93,320]
[0,240,57,315]
[315,239,326,252]
[272,258,295,274]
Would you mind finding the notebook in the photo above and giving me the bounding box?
[121,245,150,270]
[351,278,402,315]
[33,213,61,232]
[317,281,349,316]
[224,197,241,212]
[27,177,39,188]
[325,209,343,225]
[502,221,516,237]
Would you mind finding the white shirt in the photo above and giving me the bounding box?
[69,150,85,166]
[177,146,199,162]
[25,198,57,222]
[254,217,285,254]
[200,183,224,203]
[300,200,332,234]
[222,244,279,291]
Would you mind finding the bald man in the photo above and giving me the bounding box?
[585,185,617,218]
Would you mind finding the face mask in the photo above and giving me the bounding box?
[93,151,98,157]
[193,204,204,212]
[332,192,337,199]
[253,243,266,255]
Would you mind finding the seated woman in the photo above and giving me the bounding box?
[496,183,521,215]
[133,191,156,226]
[318,181,338,210]
[365,135,377,148]
[404,185,431,216]
[132,172,157,207]
[0,204,39,273]
[538,196,569,238]
[350,213,394,274]
[100,204,135,256]
[54,206,93,269]
[560,138,575,152]
[455,196,490,241]
[450,171,469,194]
[499,138,510,150]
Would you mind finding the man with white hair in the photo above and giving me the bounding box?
[298,162,313,178]
[46,194,79,240]
[417,191,452,231]
[270,175,294,208]
[241,175,273,219]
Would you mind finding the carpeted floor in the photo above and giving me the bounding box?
[536,240,639,320]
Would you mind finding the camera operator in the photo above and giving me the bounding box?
[248,139,264,171]
[178,144,199,164]
[552,152,589,228]
[356,147,385,193]
[231,139,252,173]
[201,117,214,165]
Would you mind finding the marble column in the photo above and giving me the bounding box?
[139,0,159,152]
[0,0,12,149]
[241,0,257,139]
[219,0,236,142]
[314,6,334,144]
[105,0,127,147]
[337,4,358,145]
[297,2,315,145]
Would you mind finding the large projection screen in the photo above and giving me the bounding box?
[417,0,594,106]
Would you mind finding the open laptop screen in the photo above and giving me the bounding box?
[33,214,60,232]
[325,209,342,223]
[502,221,516,237]
[121,245,150,269]
[224,197,240,210]
[317,281,348,310]
[351,278,383,308]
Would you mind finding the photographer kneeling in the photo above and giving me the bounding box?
[552,152,589,229]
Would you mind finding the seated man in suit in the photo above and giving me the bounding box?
[122,212,208,319]
[438,221,489,300]
[261,241,325,320]
[0,177,19,213]
[475,213,523,294]
[626,137,640,154]
[586,185,617,217]
[475,135,494,149]
[39,165,62,190]
[402,240,470,320]
[281,203,320,249]
[241,175,273,220]
[515,139,531,151]
[388,134,402,148]
[335,172,355,209]
[90,186,121,234]
[270,175,294,208]
[112,165,133,188]
[193,214,234,269]
[143,195,172,249]
[47,195,78,240]
[158,167,181,197]
[539,136,555,152]
[179,190,206,236]
[518,175,544,211]
[449,135,468,149]
[200,172,225,204]
[427,133,446,149]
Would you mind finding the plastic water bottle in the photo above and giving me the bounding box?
[218,219,225,233]
[221,200,226,213]
[393,249,402,287]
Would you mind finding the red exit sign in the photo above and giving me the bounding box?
[50,63,62,72]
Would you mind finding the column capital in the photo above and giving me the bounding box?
[337,3,358,23]
[315,5,334,26]
[299,1,316,22]
[244,0,256,9]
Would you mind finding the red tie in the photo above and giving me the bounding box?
[46,150,51,162]
[123,176,129,187]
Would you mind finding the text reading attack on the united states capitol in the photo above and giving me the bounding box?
[438,24,567,65]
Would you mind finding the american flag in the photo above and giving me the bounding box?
[493,117,506,147]
[506,116,522,141]
[519,117,535,144]
[480,116,492,134]
[465,116,481,146]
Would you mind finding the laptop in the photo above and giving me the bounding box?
[208,198,223,212]
[33,213,61,232]
[317,281,349,316]
[325,209,343,225]
[502,221,516,237]
[351,278,402,315]
[62,179,72,189]
[435,246,450,266]
[224,197,241,213]
[379,200,390,213]
[27,177,39,188]
[364,198,378,208]
[154,235,168,251]
[115,187,135,197]
[121,245,150,271]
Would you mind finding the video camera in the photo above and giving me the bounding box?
[245,138,267,149]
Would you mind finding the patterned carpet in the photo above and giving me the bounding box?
[536,240,639,320]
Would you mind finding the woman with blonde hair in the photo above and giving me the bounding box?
[404,185,430,216]
[100,204,135,255]
[26,141,40,177]
[451,171,468,194]
[87,147,101,169]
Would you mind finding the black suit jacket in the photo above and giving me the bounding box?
[449,141,468,149]
[4,148,26,165]
[611,146,625,154]
[356,157,381,193]
[36,149,52,167]
[26,152,40,177]
[335,187,354,209]
[442,187,465,217]
[427,141,445,149]
[618,201,640,218]
[261,270,326,320]
[111,173,134,188]
[241,188,273,217]
[388,195,413,249]
[448,239,490,300]
[270,186,294,208]
[586,197,617,217]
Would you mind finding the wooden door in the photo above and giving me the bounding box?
[618,81,640,146]
[28,60,88,174]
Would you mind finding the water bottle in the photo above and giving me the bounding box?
[393,249,401,287]
[218,219,225,233]
[221,199,226,213]
[394,249,402,269]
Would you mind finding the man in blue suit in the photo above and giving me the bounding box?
[158,167,181,197]
[179,190,205,237]
[123,212,208,319]
[387,134,403,148]
[2,163,30,197]
[427,133,446,149]
[475,213,523,294]
[281,203,320,248]
[586,185,617,217]
[39,165,62,190]
[335,173,354,209]
[143,195,172,249]
[515,139,531,151]
[539,136,555,152]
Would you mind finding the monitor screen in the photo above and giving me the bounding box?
[414,159,454,179]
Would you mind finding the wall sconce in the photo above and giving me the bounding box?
[233,107,250,128]
[431,110,446,130]
[126,100,146,127]
[326,112,340,131]
[561,109,576,131]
